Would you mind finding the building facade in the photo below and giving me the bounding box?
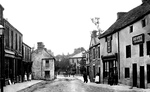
[69,51,86,75]
[32,42,55,80]
[97,0,150,88]
[88,30,100,82]
[3,18,23,84]
[22,43,32,81]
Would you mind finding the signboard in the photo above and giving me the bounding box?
[107,35,112,53]
[132,34,144,45]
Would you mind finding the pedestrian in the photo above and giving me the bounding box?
[29,73,32,81]
[83,71,88,83]
[95,73,100,84]
[24,72,27,82]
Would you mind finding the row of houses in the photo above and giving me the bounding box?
[87,0,150,88]
[0,4,55,87]
[0,4,32,85]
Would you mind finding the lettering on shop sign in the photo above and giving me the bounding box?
[107,35,112,53]
[132,34,144,45]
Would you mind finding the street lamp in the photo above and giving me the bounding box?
[0,25,5,92]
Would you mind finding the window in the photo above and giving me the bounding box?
[93,48,95,59]
[19,36,22,52]
[126,45,131,58]
[11,31,13,49]
[130,26,133,33]
[5,27,9,48]
[98,46,100,58]
[125,68,130,78]
[15,33,17,50]
[45,60,49,68]
[147,41,150,55]
[139,44,144,57]
[147,65,150,83]
[142,19,146,27]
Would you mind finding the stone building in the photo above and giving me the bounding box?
[32,42,55,80]
[69,51,86,75]
[98,0,150,88]
[88,30,100,82]
[22,43,32,80]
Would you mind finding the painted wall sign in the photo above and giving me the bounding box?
[107,35,112,53]
[132,34,144,45]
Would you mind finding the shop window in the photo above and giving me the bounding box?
[142,19,146,27]
[125,68,130,78]
[130,26,133,33]
[147,41,150,55]
[139,43,144,57]
[126,45,131,58]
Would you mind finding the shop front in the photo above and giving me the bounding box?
[101,53,118,85]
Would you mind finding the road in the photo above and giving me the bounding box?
[18,77,102,92]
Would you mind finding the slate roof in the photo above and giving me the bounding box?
[99,1,150,38]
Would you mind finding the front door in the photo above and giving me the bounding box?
[133,64,137,87]
[45,71,50,79]
[140,66,145,88]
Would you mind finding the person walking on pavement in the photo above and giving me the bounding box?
[83,71,88,83]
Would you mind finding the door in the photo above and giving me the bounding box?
[99,67,101,83]
[133,64,137,87]
[140,66,145,88]
[45,71,50,79]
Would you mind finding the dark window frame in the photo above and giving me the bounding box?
[126,45,131,58]
[142,19,146,27]
[125,68,130,78]
[130,26,133,33]
[147,41,150,55]
[139,43,144,57]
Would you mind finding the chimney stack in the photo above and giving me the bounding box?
[91,30,97,38]
[117,12,127,19]
[142,0,150,3]
[37,42,45,49]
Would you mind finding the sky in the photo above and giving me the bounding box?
[1,0,142,56]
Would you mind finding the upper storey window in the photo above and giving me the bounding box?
[141,19,146,27]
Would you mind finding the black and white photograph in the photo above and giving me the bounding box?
[0,0,150,92]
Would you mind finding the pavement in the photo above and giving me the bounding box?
[74,75,150,92]
[2,75,150,92]
[3,80,43,92]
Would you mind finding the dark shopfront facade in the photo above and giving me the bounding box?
[101,53,118,85]
[4,50,23,85]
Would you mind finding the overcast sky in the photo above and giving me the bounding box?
[1,0,142,56]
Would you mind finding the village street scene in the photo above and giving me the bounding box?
[1,0,150,92]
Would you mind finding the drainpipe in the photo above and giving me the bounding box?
[117,32,120,80]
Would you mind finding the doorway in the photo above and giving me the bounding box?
[133,64,137,87]
[140,66,145,88]
[45,71,50,79]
